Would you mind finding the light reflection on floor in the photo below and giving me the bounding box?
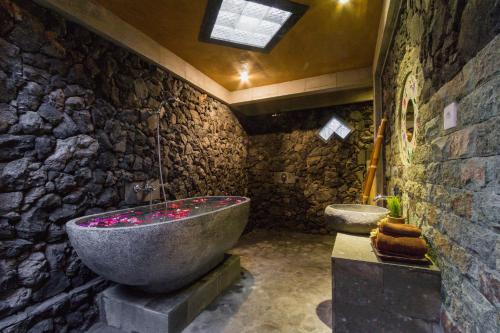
[184,229,334,333]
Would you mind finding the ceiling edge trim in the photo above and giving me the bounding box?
[229,67,372,105]
[372,0,390,76]
[372,0,402,196]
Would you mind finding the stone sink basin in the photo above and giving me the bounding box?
[325,204,388,234]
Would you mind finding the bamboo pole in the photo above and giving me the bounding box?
[361,118,387,204]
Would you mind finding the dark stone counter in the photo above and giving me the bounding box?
[331,233,441,333]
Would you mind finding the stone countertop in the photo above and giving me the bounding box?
[332,233,440,273]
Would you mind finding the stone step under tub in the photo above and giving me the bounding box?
[88,255,241,333]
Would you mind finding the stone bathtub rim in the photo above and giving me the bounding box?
[66,195,251,231]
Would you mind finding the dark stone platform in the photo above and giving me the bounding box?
[96,255,241,333]
[332,233,441,333]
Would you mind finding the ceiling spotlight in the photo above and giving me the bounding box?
[338,0,349,4]
[240,69,249,82]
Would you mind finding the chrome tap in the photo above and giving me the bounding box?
[134,181,157,210]
[373,194,390,203]
[134,181,157,195]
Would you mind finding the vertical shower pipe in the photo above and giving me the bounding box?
[155,101,168,210]
[156,96,185,210]
[361,118,387,204]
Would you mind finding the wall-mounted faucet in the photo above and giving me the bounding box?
[134,181,158,210]
[373,194,390,203]
[134,181,156,195]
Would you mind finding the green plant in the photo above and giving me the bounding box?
[387,196,402,218]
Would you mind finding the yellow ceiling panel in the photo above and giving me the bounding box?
[94,0,383,91]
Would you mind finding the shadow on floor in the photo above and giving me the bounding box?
[183,268,255,332]
[316,299,332,329]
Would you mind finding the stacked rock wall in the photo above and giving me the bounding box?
[382,1,499,332]
[243,102,374,233]
[0,0,248,331]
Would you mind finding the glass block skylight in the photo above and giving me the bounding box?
[318,116,353,141]
[200,0,308,52]
[211,0,292,48]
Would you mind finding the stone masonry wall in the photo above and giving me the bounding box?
[243,102,373,233]
[381,1,499,332]
[0,0,248,331]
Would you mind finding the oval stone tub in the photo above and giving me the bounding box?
[66,196,250,293]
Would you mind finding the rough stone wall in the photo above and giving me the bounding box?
[243,102,373,233]
[0,0,248,331]
[381,1,499,332]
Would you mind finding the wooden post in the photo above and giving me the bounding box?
[361,118,387,204]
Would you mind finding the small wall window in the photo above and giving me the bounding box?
[317,115,352,142]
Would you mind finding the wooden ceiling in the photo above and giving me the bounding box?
[94,0,383,91]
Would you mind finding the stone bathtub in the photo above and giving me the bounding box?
[66,196,250,293]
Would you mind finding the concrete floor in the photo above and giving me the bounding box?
[183,229,335,333]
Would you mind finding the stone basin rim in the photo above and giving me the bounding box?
[326,204,389,214]
[66,195,251,230]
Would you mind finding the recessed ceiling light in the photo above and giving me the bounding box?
[240,69,249,82]
[338,0,350,4]
[200,0,308,53]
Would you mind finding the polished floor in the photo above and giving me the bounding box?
[184,229,334,333]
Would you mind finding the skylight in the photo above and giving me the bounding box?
[200,0,308,52]
[211,0,292,48]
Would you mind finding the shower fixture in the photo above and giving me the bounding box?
[150,94,186,210]
[166,96,185,106]
[153,95,185,115]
